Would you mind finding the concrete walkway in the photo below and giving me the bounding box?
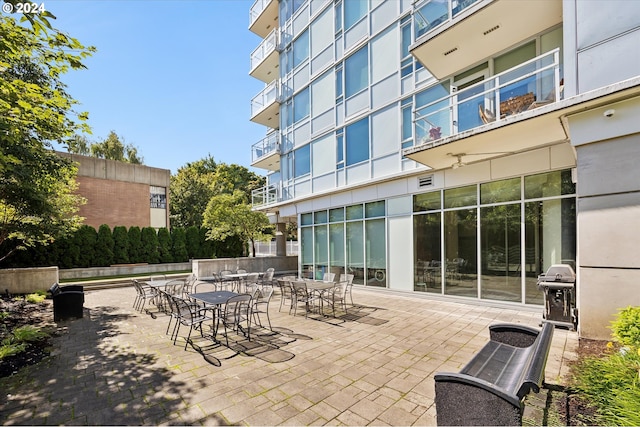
[0,286,578,426]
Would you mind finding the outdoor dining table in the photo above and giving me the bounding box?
[290,279,337,316]
[189,290,240,342]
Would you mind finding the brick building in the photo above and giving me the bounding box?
[57,152,171,230]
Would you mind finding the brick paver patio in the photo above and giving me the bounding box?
[0,286,577,425]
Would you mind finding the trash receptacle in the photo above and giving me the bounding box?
[537,264,577,330]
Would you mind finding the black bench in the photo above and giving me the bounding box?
[49,283,85,322]
[434,322,554,426]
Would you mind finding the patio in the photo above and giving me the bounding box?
[0,285,577,425]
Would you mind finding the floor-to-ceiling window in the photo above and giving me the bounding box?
[413,191,442,292]
[365,201,386,287]
[346,205,365,285]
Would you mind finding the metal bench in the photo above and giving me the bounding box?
[434,322,554,426]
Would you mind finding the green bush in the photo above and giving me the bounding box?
[95,224,114,267]
[571,306,640,425]
[611,306,640,347]
[128,226,143,264]
[12,325,48,343]
[0,342,27,360]
[112,226,129,264]
[157,227,173,263]
[25,293,46,303]
[141,227,159,264]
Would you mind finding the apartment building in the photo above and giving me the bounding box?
[247,0,640,340]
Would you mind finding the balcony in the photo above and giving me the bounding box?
[249,0,279,38]
[252,184,279,208]
[250,29,280,84]
[405,49,564,169]
[250,81,281,128]
[410,0,562,80]
[251,132,280,171]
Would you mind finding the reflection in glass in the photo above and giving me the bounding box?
[414,213,442,293]
[480,204,521,302]
[444,185,477,208]
[329,223,345,278]
[444,208,477,297]
[365,219,386,287]
[346,221,364,285]
[301,227,313,278]
[525,198,576,304]
[314,225,328,280]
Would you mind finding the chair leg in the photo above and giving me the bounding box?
[184,326,193,350]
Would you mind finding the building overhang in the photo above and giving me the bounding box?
[410,0,562,80]
[403,78,640,170]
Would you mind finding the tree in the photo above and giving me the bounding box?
[0,13,94,263]
[169,155,218,228]
[157,227,173,263]
[185,226,200,260]
[203,191,273,257]
[112,226,129,264]
[211,163,265,201]
[95,224,114,267]
[171,228,188,262]
[74,225,97,267]
[199,227,215,259]
[141,226,159,264]
[127,226,142,264]
[71,130,143,164]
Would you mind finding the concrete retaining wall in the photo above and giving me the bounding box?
[192,256,298,279]
[58,262,192,281]
[0,267,59,294]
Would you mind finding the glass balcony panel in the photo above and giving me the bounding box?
[252,184,279,208]
[250,29,278,72]
[414,49,561,145]
[414,0,449,39]
[251,81,279,117]
[451,0,479,17]
[251,132,280,162]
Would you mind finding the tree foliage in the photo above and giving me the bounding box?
[0,14,95,262]
[66,130,143,164]
[94,224,114,267]
[140,226,159,264]
[157,227,173,263]
[203,191,272,257]
[171,228,188,262]
[112,226,129,264]
[127,226,142,264]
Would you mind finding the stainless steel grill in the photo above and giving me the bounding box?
[537,264,577,330]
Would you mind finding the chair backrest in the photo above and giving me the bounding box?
[192,280,217,293]
[323,272,336,282]
[262,269,274,281]
[292,281,308,297]
[255,285,274,303]
[246,272,260,284]
[334,282,348,298]
[150,274,166,282]
[171,295,196,320]
[339,274,354,285]
[220,270,232,278]
[49,283,61,296]
[223,294,252,322]
[236,269,247,274]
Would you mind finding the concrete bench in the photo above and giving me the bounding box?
[434,322,554,425]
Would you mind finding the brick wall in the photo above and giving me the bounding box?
[77,176,150,229]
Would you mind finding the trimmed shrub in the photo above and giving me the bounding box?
[141,227,159,264]
[112,226,129,264]
[171,228,188,262]
[157,227,173,263]
[185,226,200,260]
[127,226,142,264]
[94,224,114,267]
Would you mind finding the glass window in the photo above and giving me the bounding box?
[301,226,313,264]
[524,169,575,199]
[314,224,328,267]
[344,0,367,29]
[401,23,411,58]
[365,201,385,218]
[414,212,442,293]
[444,208,478,297]
[345,116,369,166]
[480,204,521,302]
[293,30,309,68]
[480,177,521,204]
[314,210,328,224]
[300,212,313,226]
[444,185,477,208]
[345,46,368,98]
[336,67,343,99]
[294,87,310,123]
[336,130,344,169]
[294,144,310,177]
[329,207,344,222]
[414,191,441,212]
[402,103,413,140]
[366,219,386,287]
[346,221,364,285]
[335,1,342,33]
[330,222,345,273]
[346,204,363,220]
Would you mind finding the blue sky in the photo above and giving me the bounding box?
[44,0,267,175]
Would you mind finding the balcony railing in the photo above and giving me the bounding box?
[414,49,562,145]
[250,28,280,73]
[251,132,280,163]
[413,0,480,39]
[251,80,280,118]
[252,183,279,208]
[250,0,273,29]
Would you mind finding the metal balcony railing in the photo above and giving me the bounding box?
[250,28,280,73]
[413,0,481,39]
[250,0,273,29]
[252,183,279,208]
[251,81,280,118]
[251,132,280,163]
[414,49,562,145]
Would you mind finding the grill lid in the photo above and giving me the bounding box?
[537,264,576,283]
